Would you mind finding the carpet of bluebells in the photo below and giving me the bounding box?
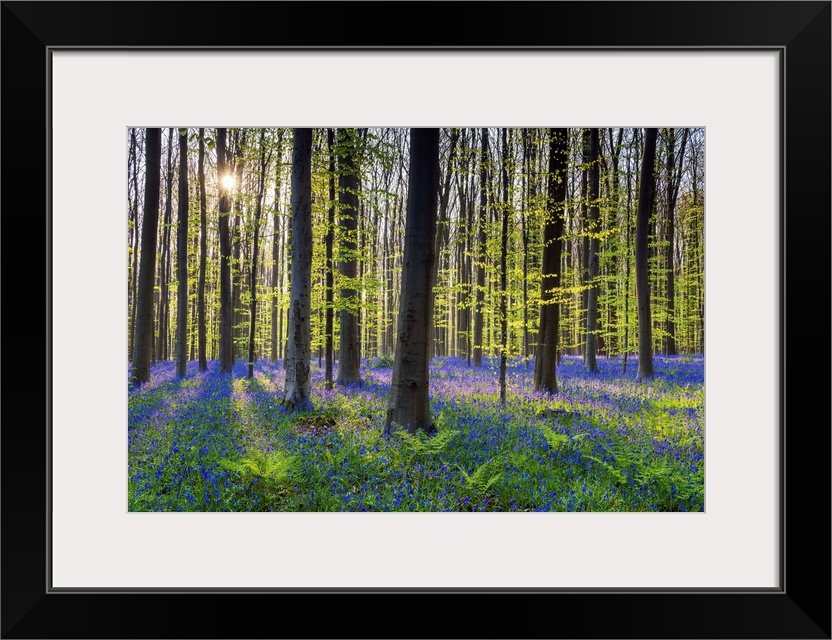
[128,355,704,512]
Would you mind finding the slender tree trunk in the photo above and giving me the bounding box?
[284,128,314,409]
[473,128,488,367]
[248,129,268,379]
[636,128,658,380]
[664,127,688,356]
[156,128,174,362]
[580,129,590,359]
[197,128,208,371]
[585,128,601,372]
[128,129,141,362]
[217,128,234,373]
[325,128,336,388]
[271,185,281,362]
[533,129,568,393]
[335,128,362,386]
[623,129,638,374]
[520,128,530,367]
[131,128,162,385]
[384,128,440,436]
[432,129,458,357]
[176,129,189,377]
[230,131,246,361]
[499,128,510,405]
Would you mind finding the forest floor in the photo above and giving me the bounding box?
[128,354,704,512]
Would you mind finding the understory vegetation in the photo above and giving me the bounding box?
[128,355,703,512]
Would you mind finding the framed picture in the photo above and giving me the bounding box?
[3,1,828,637]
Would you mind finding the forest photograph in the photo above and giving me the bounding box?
[128,126,704,513]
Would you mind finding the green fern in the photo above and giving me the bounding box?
[220,449,296,485]
[458,458,504,498]
[399,428,459,457]
[544,429,586,453]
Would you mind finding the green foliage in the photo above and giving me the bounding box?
[457,458,504,503]
[219,448,297,485]
[398,428,459,458]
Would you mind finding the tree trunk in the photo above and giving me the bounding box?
[335,128,362,386]
[131,128,162,385]
[636,128,658,380]
[473,128,488,367]
[217,128,234,373]
[176,129,189,377]
[271,185,281,363]
[580,128,590,359]
[499,128,510,405]
[197,128,208,371]
[156,128,174,362]
[325,128,336,388]
[520,128,530,366]
[664,127,688,356]
[533,129,568,393]
[585,128,601,372]
[128,129,140,362]
[248,129,268,380]
[284,128,314,409]
[384,128,440,436]
[230,131,246,361]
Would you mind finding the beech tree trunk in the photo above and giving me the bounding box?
[128,129,140,362]
[636,128,658,380]
[270,186,281,363]
[499,127,509,405]
[384,128,440,436]
[231,131,246,361]
[533,129,568,394]
[325,128,336,389]
[217,128,234,373]
[175,129,189,377]
[131,128,162,385]
[284,128,313,409]
[580,128,590,357]
[664,127,688,356]
[156,128,174,362]
[335,128,362,386]
[248,129,268,379]
[473,127,488,367]
[585,128,600,372]
[197,128,208,371]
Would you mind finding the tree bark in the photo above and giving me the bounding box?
[664,127,688,356]
[585,128,601,372]
[335,128,362,386]
[473,128,488,367]
[230,131,246,361]
[284,128,313,409]
[533,129,568,394]
[248,129,268,379]
[175,129,189,377]
[271,185,281,363]
[499,128,510,405]
[636,128,658,380]
[217,128,234,373]
[156,128,175,362]
[325,128,336,388]
[131,128,162,385]
[384,128,440,436]
[197,128,208,371]
[520,128,530,366]
[580,128,590,358]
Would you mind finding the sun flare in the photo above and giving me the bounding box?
[221,174,236,191]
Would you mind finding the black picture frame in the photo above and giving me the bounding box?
[2,2,829,638]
